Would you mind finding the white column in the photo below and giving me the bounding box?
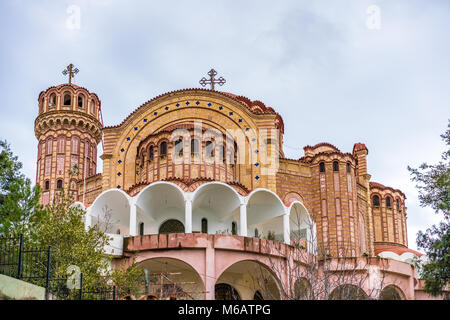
[185,198,192,233]
[239,203,247,237]
[129,198,137,236]
[283,214,290,244]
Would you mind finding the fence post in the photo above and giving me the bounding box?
[79,273,83,300]
[113,286,116,300]
[45,245,51,300]
[17,234,23,279]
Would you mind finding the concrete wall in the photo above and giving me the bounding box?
[0,274,45,300]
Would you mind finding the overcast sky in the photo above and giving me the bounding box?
[0,0,448,251]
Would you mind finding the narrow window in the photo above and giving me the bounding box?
[117,229,121,235]
[160,142,167,157]
[49,93,56,107]
[148,145,154,160]
[63,93,71,105]
[139,222,144,236]
[231,222,237,235]
[346,162,351,173]
[386,196,391,208]
[201,218,208,233]
[78,95,84,108]
[90,101,95,114]
[175,139,183,156]
[319,162,325,173]
[57,179,63,189]
[396,199,400,211]
[372,195,380,207]
[45,180,50,190]
[140,152,145,167]
[191,139,199,154]
[333,161,339,171]
[254,228,259,238]
[206,141,214,158]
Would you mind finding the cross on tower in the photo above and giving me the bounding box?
[199,68,226,91]
[62,63,79,84]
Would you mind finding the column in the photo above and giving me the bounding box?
[185,198,192,233]
[239,203,247,237]
[283,214,290,244]
[129,198,137,236]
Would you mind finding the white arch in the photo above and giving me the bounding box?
[288,201,316,253]
[134,181,187,235]
[191,181,242,235]
[245,188,287,242]
[88,188,132,235]
[192,181,243,204]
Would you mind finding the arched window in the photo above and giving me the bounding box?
[77,95,84,108]
[116,229,121,235]
[160,142,167,157]
[231,222,237,235]
[386,196,391,208]
[56,179,63,189]
[254,228,259,238]
[215,283,241,300]
[191,139,199,154]
[71,136,80,154]
[46,138,53,154]
[45,180,50,190]
[319,162,325,173]
[148,145,154,160]
[139,222,144,236]
[159,219,184,234]
[90,100,95,114]
[49,93,56,107]
[201,218,208,233]
[63,92,71,105]
[396,199,400,211]
[57,136,65,153]
[333,161,339,171]
[346,162,351,173]
[372,195,380,207]
[175,139,183,156]
[140,152,145,168]
[206,141,214,158]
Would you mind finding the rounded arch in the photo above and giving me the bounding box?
[288,201,315,250]
[329,284,368,300]
[215,259,282,300]
[134,181,186,236]
[191,181,242,235]
[379,284,406,300]
[136,257,205,300]
[89,188,131,235]
[294,277,312,300]
[246,188,286,241]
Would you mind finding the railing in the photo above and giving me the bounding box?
[0,234,117,300]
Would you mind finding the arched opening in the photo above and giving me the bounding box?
[289,202,314,250]
[386,196,391,208]
[63,92,71,106]
[159,219,185,234]
[329,284,367,300]
[191,139,199,155]
[215,283,241,300]
[246,189,285,241]
[137,257,205,300]
[49,93,56,107]
[372,195,380,207]
[56,179,63,189]
[294,278,312,300]
[216,260,281,300]
[192,182,241,235]
[77,94,84,108]
[148,145,154,161]
[89,189,131,235]
[201,218,208,233]
[319,162,325,173]
[45,180,50,190]
[333,161,339,171]
[135,182,185,236]
[160,141,167,157]
[139,222,145,236]
[379,285,405,300]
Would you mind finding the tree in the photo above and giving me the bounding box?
[0,140,45,241]
[408,120,450,296]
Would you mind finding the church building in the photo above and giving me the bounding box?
[33,66,440,300]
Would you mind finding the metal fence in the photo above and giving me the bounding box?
[0,234,116,300]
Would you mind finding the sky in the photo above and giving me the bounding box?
[0,0,448,251]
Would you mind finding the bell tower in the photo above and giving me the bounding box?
[34,64,103,204]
